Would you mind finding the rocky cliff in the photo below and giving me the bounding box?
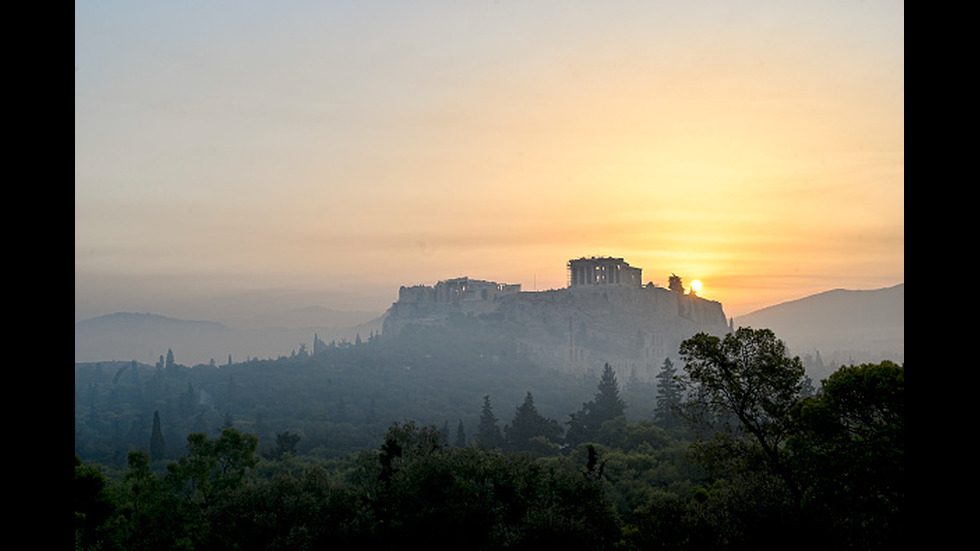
[382,282,729,382]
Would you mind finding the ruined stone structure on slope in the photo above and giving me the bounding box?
[382,257,730,382]
[386,277,523,327]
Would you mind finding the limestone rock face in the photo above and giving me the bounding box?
[382,279,729,382]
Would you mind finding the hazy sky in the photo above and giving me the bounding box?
[75,1,903,322]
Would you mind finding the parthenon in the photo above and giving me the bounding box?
[567,256,642,288]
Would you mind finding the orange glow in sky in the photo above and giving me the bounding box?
[75,2,903,321]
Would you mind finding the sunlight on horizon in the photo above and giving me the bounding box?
[75,2,903,322]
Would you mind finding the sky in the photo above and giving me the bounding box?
[75,1,904,323]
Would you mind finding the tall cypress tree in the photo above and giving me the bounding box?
[654,357,683,430]
[475,395,504,449]
[455,419,467,448]
[149,410,165,460]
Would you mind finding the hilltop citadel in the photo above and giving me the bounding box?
[383,257,730,381]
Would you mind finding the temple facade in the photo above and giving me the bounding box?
[567,256,642,288]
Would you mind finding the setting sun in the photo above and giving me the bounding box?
[74,2,903,323]
[691,280,703,294]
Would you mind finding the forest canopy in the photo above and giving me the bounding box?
[75,327,903,550]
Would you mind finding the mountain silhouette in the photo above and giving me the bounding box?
[75,285,904,378]
[75,312,227,332]
[735,283,903,379]
[74,311,382,366]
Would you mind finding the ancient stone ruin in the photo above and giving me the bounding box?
[382,257,730,382]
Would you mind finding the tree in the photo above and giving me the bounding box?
[475,395,505,449]
[788,361,904,549]
[677,327,806,499]
[74,455,116,549]
[274,431,302,459]
[369,421,448,497]
[203,467,361,550]
[377,421,447,467]
[653,357,683,430]
[567,364,626,446]
[120,450,190,551]
[150,410,165,460]
[582,444,606,480]
[358,423,620,549]
[166,428,259,507]
[455,419,467,447]
[165,348,176,371]
[504,391,563,452]
[593,364,626,421]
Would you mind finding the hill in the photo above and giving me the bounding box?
[734,284,904,380]
[76,281,904,382]
[73,322,644,465]
[382,277,729,383]
[74,311,383,366]
[75,312,227,332]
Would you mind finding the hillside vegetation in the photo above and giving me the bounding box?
[75,324,903,550]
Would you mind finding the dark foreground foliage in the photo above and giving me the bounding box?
[76,424,619,551]
[76,330,903,551]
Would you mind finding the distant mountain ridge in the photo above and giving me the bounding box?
[735,283,904,379]
[75,285,904,378]
[75,312,228,332]
[74,310,383,366]
[230,305,381,330]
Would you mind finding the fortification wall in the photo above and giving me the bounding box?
[382,281,729,382]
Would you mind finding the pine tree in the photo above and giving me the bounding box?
[150,410,165,460]
[475,395,505,449]
[505,392,563,452]
[567,364,626,446]
[592,363,626,421]
[455,419,467,447]
[654,357,683,429]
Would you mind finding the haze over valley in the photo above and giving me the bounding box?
[75,274,903,383]
[75,4,902,548]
